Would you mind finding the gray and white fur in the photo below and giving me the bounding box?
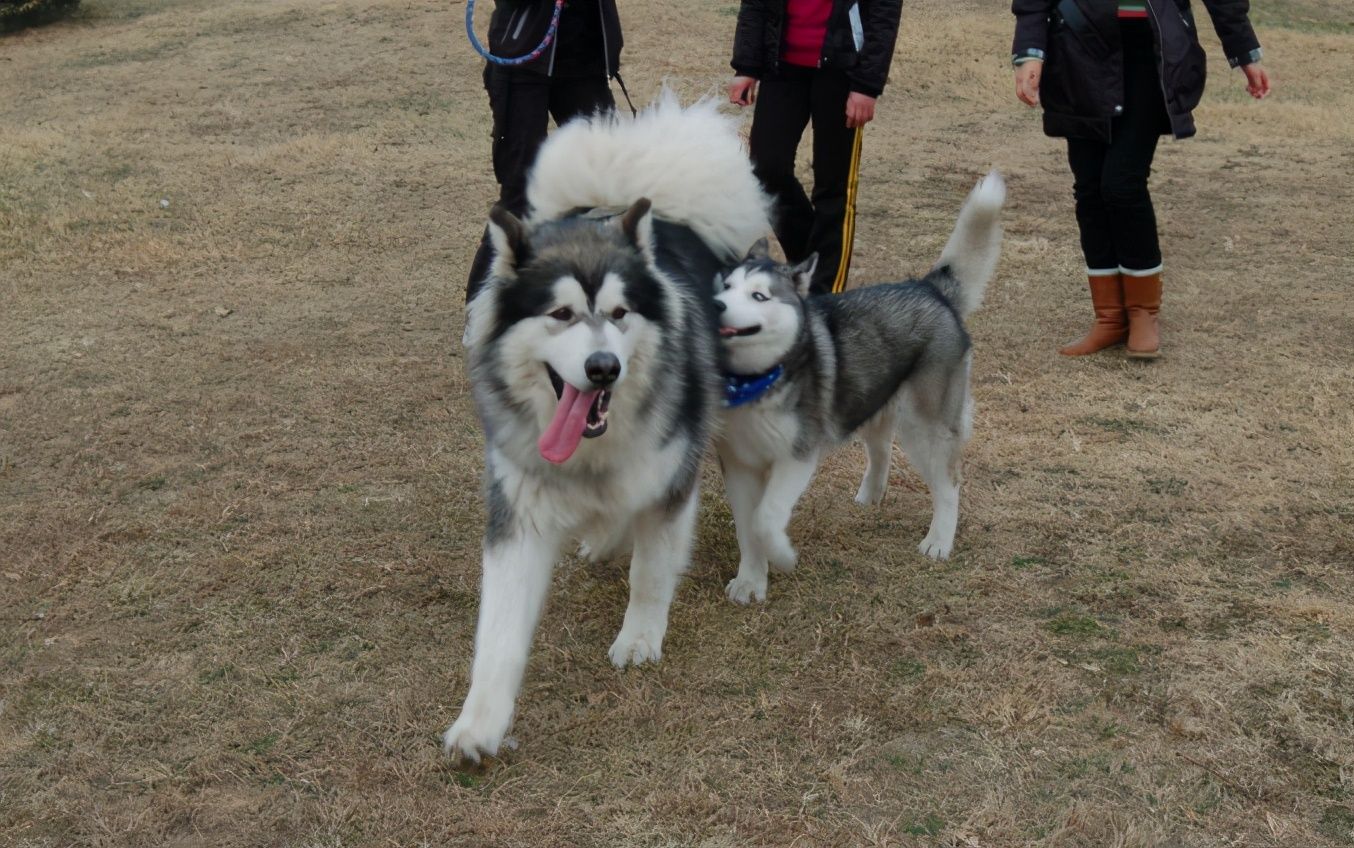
[445,96,771,761]
[714,172,1005,604]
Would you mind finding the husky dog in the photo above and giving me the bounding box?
[445,96,771,762]
[714,173,1006,604]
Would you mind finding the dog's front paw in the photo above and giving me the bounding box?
[443,713,512,764]
[918,533,953,561]
[725,573,767,605]
[608,627,663,668]
[854,481,886,506]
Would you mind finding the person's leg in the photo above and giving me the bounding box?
[547,74,615,126]
[803,70,859,295]
[1059,136,1129,355]
[466,68,552,303]
[1102,20,1169,357]
[748,70,814,263]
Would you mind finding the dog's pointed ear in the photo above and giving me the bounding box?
[745,237,770,262]
[486,205,529,278]
[792,253,818,298]
[619,197,655,263]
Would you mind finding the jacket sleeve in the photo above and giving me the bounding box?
[847,0,904,98]
[731,0,768,77]
[1198,0,1262,67]
[1010,0,1055,64]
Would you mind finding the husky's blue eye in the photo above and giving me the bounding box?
[549,307,574,322]
[751,292,770,303]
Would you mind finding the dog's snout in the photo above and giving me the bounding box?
[714,299,727,314]
[584,351,621,387]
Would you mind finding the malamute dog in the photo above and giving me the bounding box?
[445,96,771,761]
[714,173,1006,604]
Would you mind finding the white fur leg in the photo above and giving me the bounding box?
[609,488,697,667]
[722,460,769,604]
[754,455,818,575]
[895,407,965,562]
[854,412,896,506]
[444,529,560,763]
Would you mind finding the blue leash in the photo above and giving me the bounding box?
[466,0,565,66]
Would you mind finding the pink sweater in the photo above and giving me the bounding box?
[783,0,832,68]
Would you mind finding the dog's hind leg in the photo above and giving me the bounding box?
[855,409,897,506]
[895,363,971,561]
[444,526,562,763]
[608,487,698,667]
[723,459,770,604]
[755,454,819,576]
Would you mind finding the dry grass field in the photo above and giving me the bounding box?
[3,0,1352,845]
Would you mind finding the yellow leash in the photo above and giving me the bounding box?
[830,126,864,294]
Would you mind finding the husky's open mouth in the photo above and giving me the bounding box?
[539,365,612,464]
[719,324,761,338]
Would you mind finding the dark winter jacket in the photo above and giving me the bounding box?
[731,0,905,98]
[1012,0,1261,141]
[487,0,622,78]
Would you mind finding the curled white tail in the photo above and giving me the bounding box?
[934,170,1006,318]
[526,90,773,261]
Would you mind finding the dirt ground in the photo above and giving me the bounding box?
[2,0,1352,845]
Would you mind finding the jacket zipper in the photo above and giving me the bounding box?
[1144,0,1173,123]
[547,5,559,77]
[598,1,611,79]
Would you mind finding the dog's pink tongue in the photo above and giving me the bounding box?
[538,383,601,464]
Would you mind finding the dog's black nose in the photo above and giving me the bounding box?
[584,352,621,387]
[714,300,727,314]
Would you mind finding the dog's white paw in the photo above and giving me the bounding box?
[918,534,953,561]
[854,483,885,506]
[442,713,512,764]
[608,627,663,668]
[725,574,767,605]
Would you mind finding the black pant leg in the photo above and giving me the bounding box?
[748,71,815,263]
[1101,21,1167,272]
[547,75,615,126]
[806,70,857,295]
[1066,138,1118,271]
[467,67,552,302]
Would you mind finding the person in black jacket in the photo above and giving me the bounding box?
[465,0,623,302]
[728,0,904,296]
[1011,0,1269,358]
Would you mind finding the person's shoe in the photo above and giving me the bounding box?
[1123,270,1162,359]
[1059,271,1128,356]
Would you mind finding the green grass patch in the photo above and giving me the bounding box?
[902,814,945,837]
[1045,612,1106,638]
[1078,416,1166,436]
[1318,806,1354,845]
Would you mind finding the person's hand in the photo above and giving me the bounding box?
[1015,60,1042,107]
[729,76,758,107]
[846,92,876,128]
[1242,63,1271,99]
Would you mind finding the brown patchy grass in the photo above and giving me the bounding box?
[2,0,1352,845]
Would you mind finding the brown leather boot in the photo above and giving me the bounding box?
[1123,270,1162,359]
[1059,271,1128,356]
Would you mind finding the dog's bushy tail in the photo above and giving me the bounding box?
[526,90,772,261]
[927,171,1006,319]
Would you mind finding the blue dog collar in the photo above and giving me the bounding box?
[723,365,784,408]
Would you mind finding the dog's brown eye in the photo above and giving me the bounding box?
[611,307,628,321]
[549,307,574,322]
[752,292,770,303]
